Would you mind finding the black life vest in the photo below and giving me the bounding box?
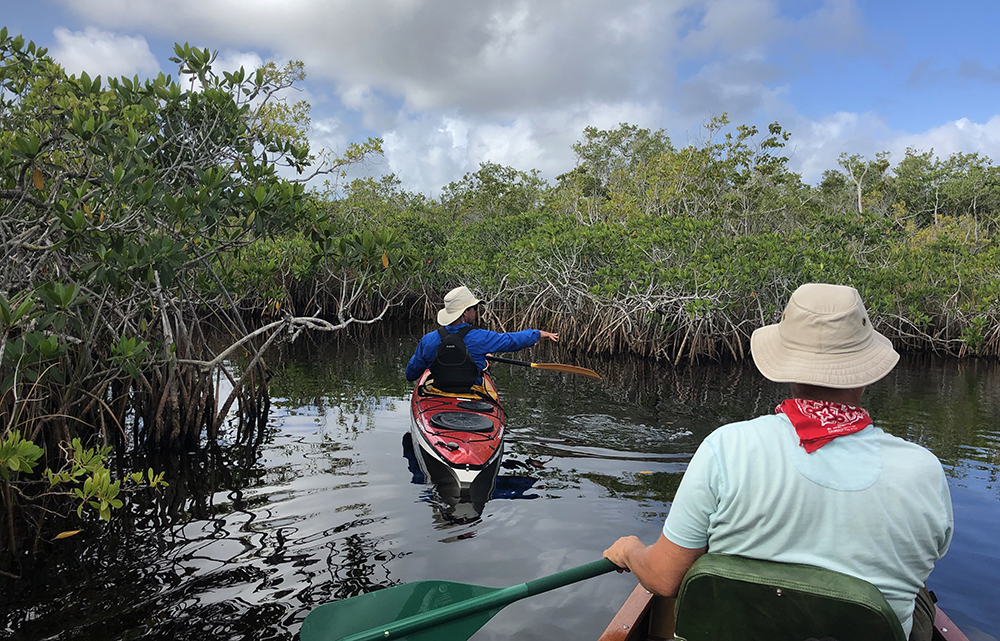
[430,326,479,392]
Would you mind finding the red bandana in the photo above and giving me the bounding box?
[775,399,872,453]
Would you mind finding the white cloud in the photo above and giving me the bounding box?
[785,111,890,182]
[380,100,664,194]
[338,84,397,130]
[676,56,787,118]
[785,113,1000,185]
[467,118,544,171]
[310,116,353,158]
[678,0,778,57]
[213,50,264,75]
[45,0,1000,196]
[382,113,473,194]
[57,0,680,115]
[675,0,864,59]
[49,27,160,79]
[794,0,867,51]
[892,116,1000,163]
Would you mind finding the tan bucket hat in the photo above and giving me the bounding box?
[750,283,899,389]
[437,286,481,326]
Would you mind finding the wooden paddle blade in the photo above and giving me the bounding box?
[300,580,501,641]
[529,363,602,380]
[484,355,601,380]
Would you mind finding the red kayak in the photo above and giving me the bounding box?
[409,369,506,487]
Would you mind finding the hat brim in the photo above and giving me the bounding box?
[750,324,899,389]
[437,296,480,326]
[437,308,463,325]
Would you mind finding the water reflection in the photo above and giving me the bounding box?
[401,432,539,528]
[2,328,998,641]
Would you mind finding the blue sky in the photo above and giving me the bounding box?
[5,0,1000,195]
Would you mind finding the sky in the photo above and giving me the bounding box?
[5,0,1000,195]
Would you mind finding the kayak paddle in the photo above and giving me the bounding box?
[485,355,602,380]
[299,558,618,641]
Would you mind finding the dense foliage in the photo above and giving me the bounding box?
[0,30,413,552]
[3,25,1000,554]
[308,119,1000,361]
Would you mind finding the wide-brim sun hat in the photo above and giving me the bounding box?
[750,283,899,389]
[437,286,481,326]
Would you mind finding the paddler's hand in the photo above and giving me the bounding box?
[540,331,559,342]
[603,536,641,573]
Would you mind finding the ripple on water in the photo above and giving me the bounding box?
[4,344,999,641]
[538,413,699,454]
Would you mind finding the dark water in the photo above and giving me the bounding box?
[3,328,999,641]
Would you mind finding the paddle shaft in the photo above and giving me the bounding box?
[337,559,617,641]
[485,355,602,380]
[485,355,543,368]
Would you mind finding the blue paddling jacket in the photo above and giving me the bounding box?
[405,324,541,383]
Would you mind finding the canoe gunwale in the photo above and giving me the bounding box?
[597,584,656,641]
[598,582,970,641]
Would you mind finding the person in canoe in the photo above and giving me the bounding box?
[405,285,560,393]
[603,283,953,641]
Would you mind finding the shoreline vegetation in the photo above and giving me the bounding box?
[2,30,999,554]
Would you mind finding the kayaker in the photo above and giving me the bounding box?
[405,285,559,392]
[603,283,953,641]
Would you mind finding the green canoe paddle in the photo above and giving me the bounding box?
[299,558,618,641]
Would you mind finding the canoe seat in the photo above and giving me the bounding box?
[674,554,906,641]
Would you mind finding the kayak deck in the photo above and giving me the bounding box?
[598,583,971,641]
[409,370,506,483]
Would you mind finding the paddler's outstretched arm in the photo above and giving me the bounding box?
[477,328,556,357]
[603,533,706,597]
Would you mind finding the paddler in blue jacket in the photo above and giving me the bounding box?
[405,285,559,391]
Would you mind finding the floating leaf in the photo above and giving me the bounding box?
[32,168,44,190]
[54,530,82,540]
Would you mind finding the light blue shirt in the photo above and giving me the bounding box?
[663,413,954,637]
